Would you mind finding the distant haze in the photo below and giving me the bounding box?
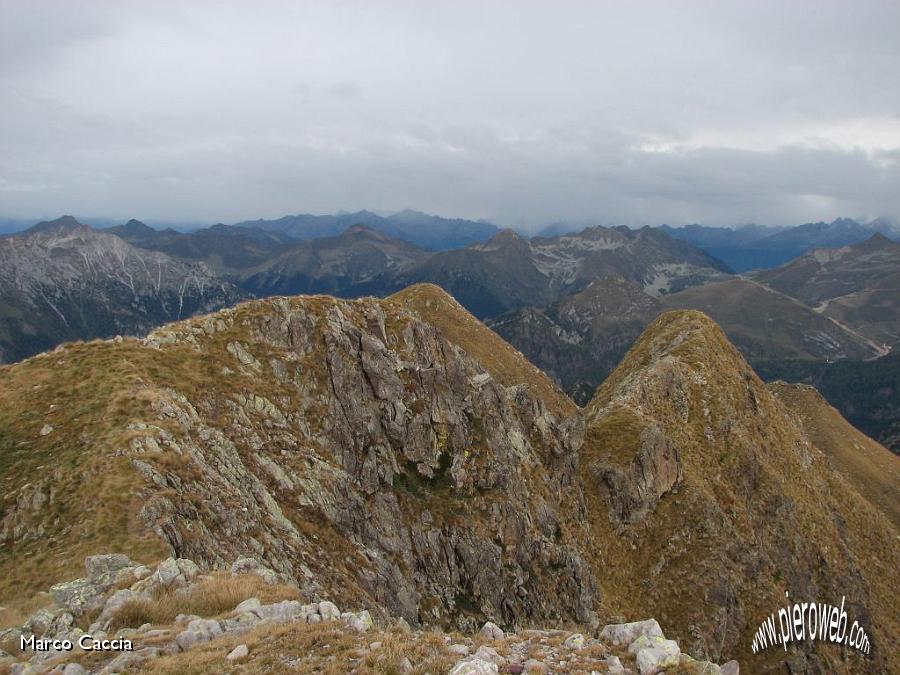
[1,1,899,230]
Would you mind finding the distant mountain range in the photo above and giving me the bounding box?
[0,217,249,363]
[660,217,899,272]
[234,209,500,251]
[110,219,731,319]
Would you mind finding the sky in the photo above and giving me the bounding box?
[1,0,899,230]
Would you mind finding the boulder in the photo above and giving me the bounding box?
[636,643,681,675]
[233,597,261,614]
[49,579,105,617]
[344,610,374,632]
[449,656,500,675]
[317,600,340,621]
[96,589,144,630]
[563,633,585,649]
[174,618,223,651]
[599,619,663,646]
[628,635,679,655]
[227,644,249,661]
[85,554,133,579]
[479,621,505,640]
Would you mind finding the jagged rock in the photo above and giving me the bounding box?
[563,633,585,649]
[317,600,340,621]
[23,608,55,636]
[49,579,105,617]
[479,621,505,640]
[227,644,249,661]
[449,644,470,656]
[636,641,681,675]
[605,655,625,673]
[344,610,374,632]
[599,619,663,646]
[230,556,278,584]
[39,425,53,436]
[175,618,223,651]
[85,554,133,579]
[628,634,679,655]
[62,664,87,675]
[135,557,199,594]
[720,661,739,675]
[11,664,41,675]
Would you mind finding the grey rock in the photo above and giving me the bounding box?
[233,597,261,614]
[317,600,340,621]
[449,657,500,675]
[479,621,505,641]
[599,619,664,646]
[563,633,585,649]
[102,647,162,674]
[344,610,374,632]
[174,618,223,651]
[85,554,133,579]
[605,655,625,673]
[227,644,249,661]
[49,579,105,617]
[720,661,740,675]
[636,643,681,675]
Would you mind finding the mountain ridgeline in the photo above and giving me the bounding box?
[0,216,731,362]
[0,290,896,673]
[0,217,249,364]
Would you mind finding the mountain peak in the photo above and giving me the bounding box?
[25,215,84,235]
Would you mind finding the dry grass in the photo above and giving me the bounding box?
[137,620,458,675]
[770,381,900,528]
[108,573,300,631]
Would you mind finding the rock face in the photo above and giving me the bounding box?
[0,288,593,634]
[0,216,248,363]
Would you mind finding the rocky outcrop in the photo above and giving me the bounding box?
[0,554,735,675]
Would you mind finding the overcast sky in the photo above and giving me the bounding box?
[1,1,899,229]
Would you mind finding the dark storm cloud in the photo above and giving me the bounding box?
[0,0,898,228]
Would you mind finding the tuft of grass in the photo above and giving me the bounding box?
[107,573,299,631]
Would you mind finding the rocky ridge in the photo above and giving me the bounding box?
[0,553,738,674]
[1,289,896,673]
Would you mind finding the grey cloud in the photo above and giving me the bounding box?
[0,0,898,228]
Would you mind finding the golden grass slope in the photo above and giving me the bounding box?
[769,380,900,529]
[577,310,899,673]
